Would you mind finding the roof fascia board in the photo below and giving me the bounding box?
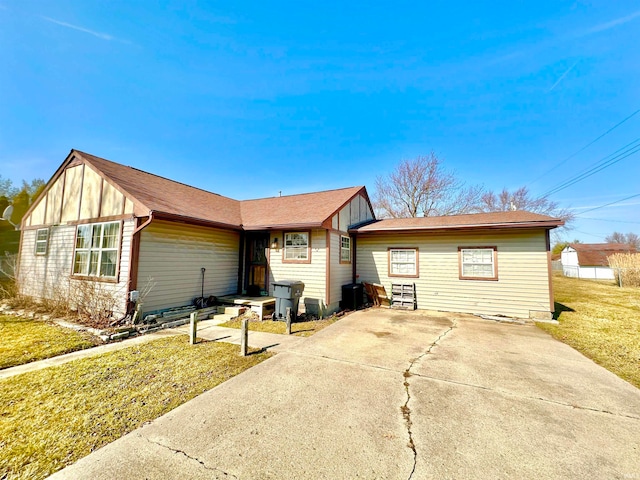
[242,222,325,231]
[152,211,242,231]
[20,149,76,226]
[350,221,563,235]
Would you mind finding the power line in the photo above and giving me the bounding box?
[528,108,640,187]
[576,193,640,216]
[542,139,640,197]
[580,217,640,225]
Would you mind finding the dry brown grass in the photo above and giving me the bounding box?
[538,273,640,388]
[0,315,100,369]
[0,335,273,479]
[220,315,340,337]
[608,252,640,287]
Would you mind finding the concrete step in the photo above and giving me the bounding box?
[217,305,247,316]
[208,313,235,325]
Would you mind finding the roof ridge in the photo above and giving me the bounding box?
[241,185,363,202]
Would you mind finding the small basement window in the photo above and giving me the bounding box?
[340,235,351,263]
[388,248,418,277]
[284,232,310,262]
[35,228,49,255]
[73,221,121,278]
[459,247,498,280]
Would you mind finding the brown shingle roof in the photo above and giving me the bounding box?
[240,186,366,230]
[569,243,637,266]
[78,151,243,228]
[352,211,563,233]
[74,150,366,230]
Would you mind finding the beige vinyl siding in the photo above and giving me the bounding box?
[329,231,352,311]
[356,230,552,318]
[19,220,134,317]
[269,229,327,312]
[137,221,240,314]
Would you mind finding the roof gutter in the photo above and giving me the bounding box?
[152,211,243,231]
[243,222,325,231]
[350,220,564,235]
[133,212,154,235]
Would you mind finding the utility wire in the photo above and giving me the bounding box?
[528,108,640,186]
[542,139,640,197]
[580,217,640,225]
[576,193,640,216]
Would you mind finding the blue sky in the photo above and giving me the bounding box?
[1,1,639,242]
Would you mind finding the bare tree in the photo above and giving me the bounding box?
[478,186,575,225]
[374,153,484,218]
[605,232,640,249]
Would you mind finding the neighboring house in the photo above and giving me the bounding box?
[18,150,563,320]
[561,243,637,280]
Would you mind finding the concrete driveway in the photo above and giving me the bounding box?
[50,309,640,479]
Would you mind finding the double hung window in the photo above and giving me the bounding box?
[284,232,309,262]
[459,247,497,280]
[73,222,120,278]
[35,228,49,255]
[389,248,418,277]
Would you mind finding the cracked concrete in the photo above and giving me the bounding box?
[402,319,457,479]
[146,437,238,478]
[49,309,640,480]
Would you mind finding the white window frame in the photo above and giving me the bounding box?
[34,228,49,256]
[459,246,498,281]
[340,235,351,263]
[388,248,418,277]
[283,231,310,263]
[73,221,121,279]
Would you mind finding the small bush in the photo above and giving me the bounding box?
[608,252,640,287]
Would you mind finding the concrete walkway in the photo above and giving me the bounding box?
[1,319,304,380]
[48,309,640,479]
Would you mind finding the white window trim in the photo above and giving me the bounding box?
[283,231,310,263]
[459,246,498,281]
[388,248,419,277]
[73,221,121,279]
[35,228,49,256]
[340,235,351,263]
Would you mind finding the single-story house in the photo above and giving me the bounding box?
[18,149,563,320]
[561,243,636,280]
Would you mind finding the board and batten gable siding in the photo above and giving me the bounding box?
[356,230,552,318]
[19,220,134,317]
[269,229,327,313]
[329,231,352,311]
[136,221,240,315]
[331,193,374,231]
[23,163,135,228]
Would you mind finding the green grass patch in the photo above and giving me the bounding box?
[537,274,640,389]
[0,335,273,479]
[219,315,340,337]
[0,315,100,370]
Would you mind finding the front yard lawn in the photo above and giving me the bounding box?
[0,335,273,480]
[220,315,340,337]
[538,274,640,389]
[0,315,100,370]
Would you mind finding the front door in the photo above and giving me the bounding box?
[245,233,270,295]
